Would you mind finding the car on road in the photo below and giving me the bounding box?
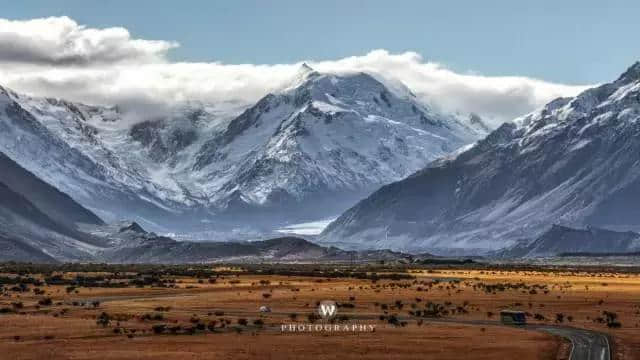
[500,310,526,325]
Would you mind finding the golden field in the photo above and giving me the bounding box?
[0,264,638,359]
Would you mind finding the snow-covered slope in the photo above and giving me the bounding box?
[190,65,485,223]
[321,62,640,254]
[0,84,241,230]
[0,65,485,234]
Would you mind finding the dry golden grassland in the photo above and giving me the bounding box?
[0,264,638,359]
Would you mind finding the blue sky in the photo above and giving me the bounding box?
[4,0,639,84]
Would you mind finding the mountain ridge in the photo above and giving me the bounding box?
[0,155,107,262]
[320,61,640,254]
[0,67,485,235]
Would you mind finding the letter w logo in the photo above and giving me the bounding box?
[318,302,337,318]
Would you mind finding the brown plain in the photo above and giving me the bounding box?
[1,266,639,359]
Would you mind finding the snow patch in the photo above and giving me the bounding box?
[276,218,337,236]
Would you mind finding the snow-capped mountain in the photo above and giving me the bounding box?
[190,65,485,223]
[0,150,418,264]
[0,150,417,264]
[0,65,485,234]
[320,62,640,254]
[0,83,247,230]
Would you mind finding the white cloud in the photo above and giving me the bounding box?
[0,16,591,126]
[310,50,592,125]
[0,16,176,65]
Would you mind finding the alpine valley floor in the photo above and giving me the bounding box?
[0,263,639,359]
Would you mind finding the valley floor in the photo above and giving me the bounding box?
[0,263,638,359]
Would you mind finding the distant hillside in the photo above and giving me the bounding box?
[0,232,57,263]
[0,150,108,262]
[495,225,640,258]
[0,181,104,262]
[88,222,415,264]
[0,152,103,227]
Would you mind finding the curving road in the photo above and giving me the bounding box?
[407,317,611,360]
[533,326,610,360]
[415,317,611,360]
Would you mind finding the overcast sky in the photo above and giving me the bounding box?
[2,2,638,125]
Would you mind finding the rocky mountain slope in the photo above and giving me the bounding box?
[494,225,640,258]
[0,152,106,262]
[321,62,640,254]
[0,65,485,234]
[0,152,103,228]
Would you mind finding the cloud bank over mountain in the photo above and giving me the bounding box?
[0,16,177,65]
[0,16,591,126]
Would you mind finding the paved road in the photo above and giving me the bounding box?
[533,326,610,360]
[411,317,611,360]
[395,316,611,360]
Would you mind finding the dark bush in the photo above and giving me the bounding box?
[152,324,167,334]
[207,321,217,331]
[307,313,320,323]
[38,297,53,306]
[96,312,111,327]
[11,302,23,309]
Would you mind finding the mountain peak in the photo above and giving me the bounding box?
[295,62,317,79]
[299,62,314,73]
[617,61,640,83]
[282,63,319,91]
[119,222,146,234]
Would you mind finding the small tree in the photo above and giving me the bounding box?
[603,311,621,328]
[96,312,111,327]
